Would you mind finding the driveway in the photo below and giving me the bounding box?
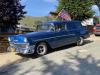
[0,52,23,67]
[0,35,100,75]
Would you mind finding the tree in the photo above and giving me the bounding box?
[57,0,95,21]
[0,0,26,33]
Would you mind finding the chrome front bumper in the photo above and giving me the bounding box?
[8,43,35,54]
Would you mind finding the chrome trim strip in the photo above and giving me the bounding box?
[9,42,29,45]
[34,34,75,41]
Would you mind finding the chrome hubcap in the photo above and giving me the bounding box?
[37,44,47,55]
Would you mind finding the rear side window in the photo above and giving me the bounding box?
[55,23,66,32]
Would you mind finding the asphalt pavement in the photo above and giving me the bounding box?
[0,35,100,75]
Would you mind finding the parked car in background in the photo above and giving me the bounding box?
[93,24,100,36]
[8,21,90,56]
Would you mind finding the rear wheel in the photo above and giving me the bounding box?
[77,37,84,46]
[35,42,48,56]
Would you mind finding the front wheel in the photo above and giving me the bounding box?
[77,37,84,46]
[35,42,48,56]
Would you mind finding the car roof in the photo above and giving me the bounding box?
[44,20,81,25]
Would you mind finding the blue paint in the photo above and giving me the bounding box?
[8,20,90,54]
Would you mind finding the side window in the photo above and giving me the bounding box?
[48,24,55,32]
[55,24,66,32]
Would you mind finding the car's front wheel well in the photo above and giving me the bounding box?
[35,41,50,49]
[34,41,51,56]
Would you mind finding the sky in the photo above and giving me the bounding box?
[21,0,57,16]
[21,0,100,17]
[91,5,100,16]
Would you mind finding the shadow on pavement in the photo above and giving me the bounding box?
[0,58,26,75]
[0,50,100,75]
[0,39,95,75]
[83,40,94,45]
[37,52,100,75]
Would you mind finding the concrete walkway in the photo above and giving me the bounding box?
[0,52,22,67]
[0,35,100,75]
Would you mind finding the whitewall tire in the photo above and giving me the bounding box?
[36,42,48,56]
[77,37,84,46]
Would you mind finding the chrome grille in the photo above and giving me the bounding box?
[14,43,29,49]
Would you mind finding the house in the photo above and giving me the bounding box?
[81,18,93,26]
[16,24,33,33]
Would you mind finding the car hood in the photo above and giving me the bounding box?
[20,31,48,38]
[8,31,53,43]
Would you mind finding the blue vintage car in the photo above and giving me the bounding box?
[8,21,89,56]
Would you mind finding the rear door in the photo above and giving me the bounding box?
[49,22,79,48]
[66,22,79,43]
[53,22,77,47]
[54,23,69,47]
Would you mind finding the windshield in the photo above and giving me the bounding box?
[37,23,55,32]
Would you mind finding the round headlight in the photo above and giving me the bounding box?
[8,37,11,41]
[24,38,27,42]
